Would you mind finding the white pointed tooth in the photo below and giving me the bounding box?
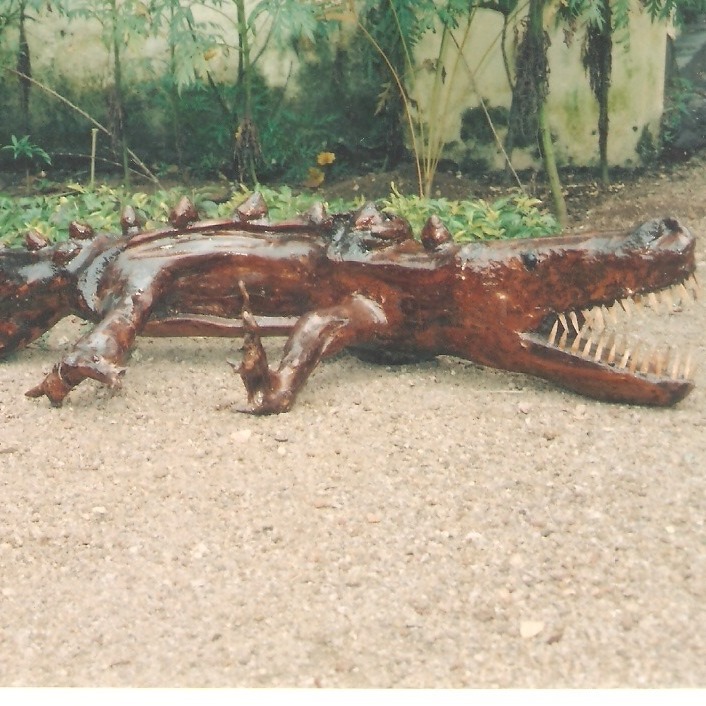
[677,282,690,308]
[648,292,660,313]
[558,329,568,349]
[604,305,617,326]
[582,338,593,357]
[571,329,583,353]
[633,295,644,310]
[619,298,632,318]
[683,350,693,380]
[548,319,559,346]
[578,324,592,343]
[627,343,641,373]
[651,350,661,374]
[661,288,673,310]
[569,311,580,334]
[607,335,618,365]
[592,307,605,331]
[598,305,607,323]
[639,350,652,375]
[679,280,696,304]
[581,308,594,327]
[594,333,608,362]
[619,344,631,370]
[558,313,569,331]
[687,273,699,298]
[653,349,665,377]
[670,349,681,380]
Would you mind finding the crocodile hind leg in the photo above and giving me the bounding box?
[232,282,388,414]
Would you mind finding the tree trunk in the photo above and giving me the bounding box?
[235,0,258,184]
[168,0,184,168]
[17,1,32,135]
[109,0,130,185]
[527,0,567,226]
[538,100,567,226]
[596,3,612,186]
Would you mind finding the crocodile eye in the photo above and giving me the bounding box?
[521,252,538,270]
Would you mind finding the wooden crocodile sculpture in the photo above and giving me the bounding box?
[0,192,698,413]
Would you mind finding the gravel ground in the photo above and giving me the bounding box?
[0,158,705,687]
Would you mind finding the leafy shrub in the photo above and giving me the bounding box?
[0,182,558,248]
[0,183,358,246]
[381,184,560,241]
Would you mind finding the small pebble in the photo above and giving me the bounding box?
[520,620,545,638]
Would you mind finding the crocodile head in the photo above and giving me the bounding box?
[454,218,698,406]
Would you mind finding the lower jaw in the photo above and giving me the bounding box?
[518,335,695,406]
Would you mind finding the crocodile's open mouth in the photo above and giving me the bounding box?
[523,272,699,390]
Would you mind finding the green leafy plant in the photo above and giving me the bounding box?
[1,133,50,164]
[355,0,475,197]
[0,181,558,248]
[661,76,700,146]
[231,0,334,184]
[272,30,405,182]
[381,183,559,241]
[0,182,355,246]
[0,184,172,246]
[1,133,51,190]
[151,1,211,169]
[228,184,358,220]
[145,0,332,182]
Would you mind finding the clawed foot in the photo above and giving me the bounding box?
[25,354,126,406]
[229,282,294,415]
[227,333,293,415]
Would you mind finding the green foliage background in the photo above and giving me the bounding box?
[0,0,705,231]
[0,0,409,182]
[0,182,559,248]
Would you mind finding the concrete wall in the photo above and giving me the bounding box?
[411,4,668,170]
[0,1,296,89]
[0,1,669,170]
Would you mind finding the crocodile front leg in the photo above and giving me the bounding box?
[26,290,154,406]
[233,283,388,414]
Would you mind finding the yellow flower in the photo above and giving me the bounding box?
[316,151,336,166]
[303,167,326,189]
